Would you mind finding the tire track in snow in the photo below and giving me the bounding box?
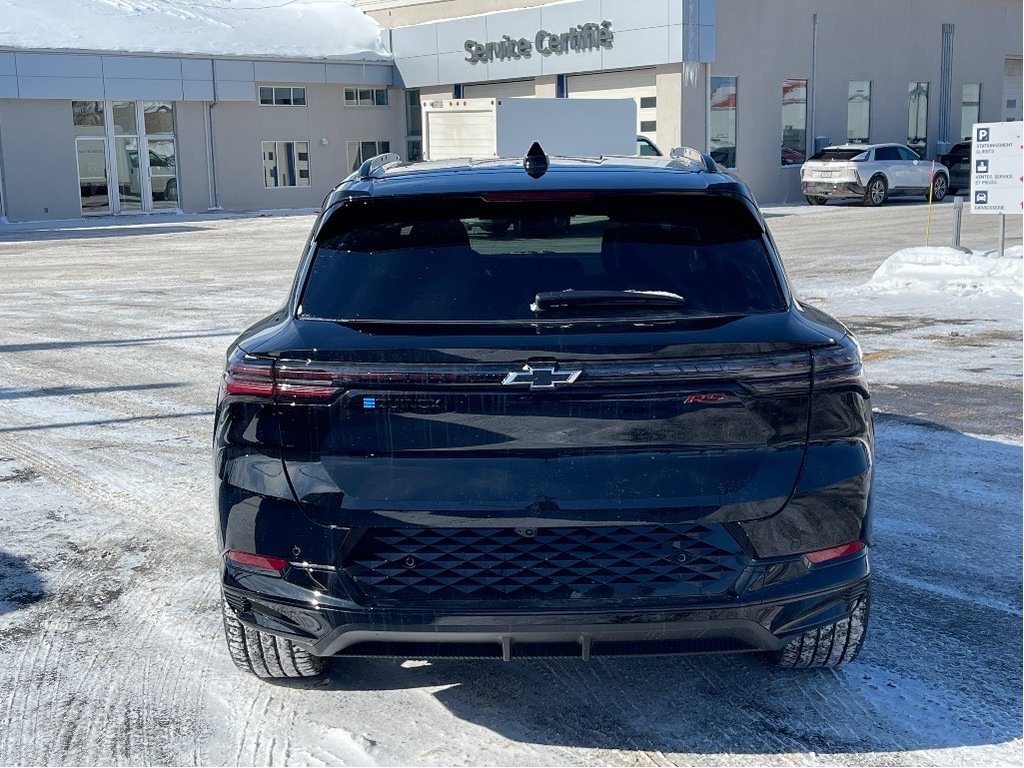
[0,422,217,764]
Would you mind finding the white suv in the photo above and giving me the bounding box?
[800,143,949,206]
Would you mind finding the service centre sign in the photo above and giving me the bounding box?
[464,20,613,63]
[970,122,1023,214]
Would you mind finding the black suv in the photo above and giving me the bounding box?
[939,140,971,195]
[215,145,873,678]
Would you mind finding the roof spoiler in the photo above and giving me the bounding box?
[357,152,402,180]
[670,146,720,174]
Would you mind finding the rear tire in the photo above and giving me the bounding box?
[931,174,948,202]
[221,598,326,679]
[768,593,870,669]
[863,176,887,207]
[804,195,828,206]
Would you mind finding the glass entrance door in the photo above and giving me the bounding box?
[144,102,177,209]
[76,138,110,214]
[73,101,110,215]
[115,136,143,212]
[112,102,143,212]
[71,100,178,215]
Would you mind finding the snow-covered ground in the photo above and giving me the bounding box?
[0,1,388,59]
[0,202,1020,765]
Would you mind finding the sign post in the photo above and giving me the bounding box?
[970,122,1024,257]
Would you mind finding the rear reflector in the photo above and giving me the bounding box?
[225,550,288,572]
[804,541,865,565]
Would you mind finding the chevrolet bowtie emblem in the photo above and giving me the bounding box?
[501,364,582,390]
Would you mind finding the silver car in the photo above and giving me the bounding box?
[800,143,949,206]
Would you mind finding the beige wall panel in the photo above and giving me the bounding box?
[174,101,212,213]
[655,64,683,152]
[0,100,80,221]
[211,84,403,212]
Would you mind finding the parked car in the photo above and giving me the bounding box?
[215,144,874,679]
[635,135,662,156]
[800,143,949,206]
[939,140,971,195]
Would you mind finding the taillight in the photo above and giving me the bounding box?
[812,337,869,395]
[221,356,275,400]
[274,365,341,400]
[218,351,341,403]
[225,550,288,572]
[803,540,865,565]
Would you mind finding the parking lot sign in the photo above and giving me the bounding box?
[970,122,1023,214]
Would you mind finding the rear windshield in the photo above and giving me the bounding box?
[299,195,786,323]
[809,148,867,162]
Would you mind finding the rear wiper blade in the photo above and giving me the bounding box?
[531,290,685,312]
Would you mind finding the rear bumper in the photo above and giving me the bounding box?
[802,181,866,199]
[222,550,871,660]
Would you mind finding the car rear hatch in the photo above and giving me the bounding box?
[251,191,828,531]
[266,324,817,527]
[801,148,868,184]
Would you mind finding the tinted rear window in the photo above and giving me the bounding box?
[809,148,867,162]
[300,195,786,322]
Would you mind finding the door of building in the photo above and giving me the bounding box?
[73,100,178,216]
[565,69,658,139]
[463,80,536,99]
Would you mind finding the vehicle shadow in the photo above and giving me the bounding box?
[824,197,953,208]
[0,550,46,616]
[0,330,236,354]
[0,382,185,401]
[0,224,205,242]
[289,416,1022,756]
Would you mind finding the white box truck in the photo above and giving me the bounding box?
[422,97,639,160]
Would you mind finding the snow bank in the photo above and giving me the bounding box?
[0,0,389,60]
[863,245,1023,298]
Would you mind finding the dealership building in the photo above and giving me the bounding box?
[0,0,1020,223]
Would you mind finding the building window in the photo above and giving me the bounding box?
[710,76,737,168]
[347,140,391,172]
[259,86,307,106]
[781,79,807,166]
[847,81,871,144]
[640,96,657,109]
[907,82,929,158]
[640,120,657,133]
[263,141,310,187]
[960,84,981,140]
[345,88,389,107]
[406,89,421,137]
[405,89,422,162]
[406,139,423,163]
